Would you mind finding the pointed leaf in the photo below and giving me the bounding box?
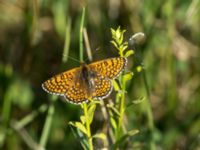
[116,28,121,40]
[107,104,121,117]
[68,121,87,135]
[111,41,119,49]
[119,35,123,45]
[88,103,96,124]
[123,72,134,83]
[92,133,106,140]
[127,129,139,136]
[112,80,120,91]
[122,45,128,52]
[69,125,89,150]
[126,97,146,108]
[111,28,115,36]
[125,50,134,57]
[132,97,145,104]
[110,117,117,130]
[112,129,139,149]
[80,116,86,124]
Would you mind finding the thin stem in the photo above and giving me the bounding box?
[10,120,40,150]
[83,103,93,150]
[16,104,48,130]
[0,91,12,147]
[79,7,85,62]
[2,93,12,127]
[62,17,71,63]
[116,75,126,140]
[142,70,156,150]
[39,96,56,148]
[31,0,39,45]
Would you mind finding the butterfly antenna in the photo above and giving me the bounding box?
[83,28,103,63]
[62,54,81,63]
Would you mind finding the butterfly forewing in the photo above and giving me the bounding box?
[88,57,127,79]
[42,67,80,95]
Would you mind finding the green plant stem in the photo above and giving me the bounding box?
[83,103,93,150]
[142,70,156,150]
[0,93,12,147]
[116,75,126,140]
[16,104,48,130]
[62,17,71,63]
[79,7,85,62]
[39,97,56,148]
[2,94,12,127]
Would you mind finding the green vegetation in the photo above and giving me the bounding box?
[0,0,200,150]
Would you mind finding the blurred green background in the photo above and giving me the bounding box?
[0,0,200,149]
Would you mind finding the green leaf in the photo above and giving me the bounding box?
[132,97,145,104]
[112,129,139,149]
[87,100,100,108]
[88,103,96,124]
[116,27,121,40]
[112,80,120,91]
[110,117,117,130]
[119,45,124,51]
[110,40,118,49]
[126,97,146,108]
[107,104,121,117]
[119,35,123,45]
[124,50,134,57]
[69,125,89,150]
[123,72,134,83]
[92,133,106,140]
[121,45,128,52]
[80,116,86,124]
[68,121,87,135]
[110,28,115,37]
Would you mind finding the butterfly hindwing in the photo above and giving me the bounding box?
[92,75,112,99]
[64,81,89,104]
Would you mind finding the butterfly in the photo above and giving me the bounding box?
[42,57,127,104]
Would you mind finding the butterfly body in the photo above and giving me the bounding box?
[42,57,127,104]
[76,63,96,98]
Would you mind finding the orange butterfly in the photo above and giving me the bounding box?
[42,57,127,104]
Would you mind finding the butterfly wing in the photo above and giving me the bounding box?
[88,57,127,79]
[91,75,112,99]
[64,81,89,104]
[42,67,81,95]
